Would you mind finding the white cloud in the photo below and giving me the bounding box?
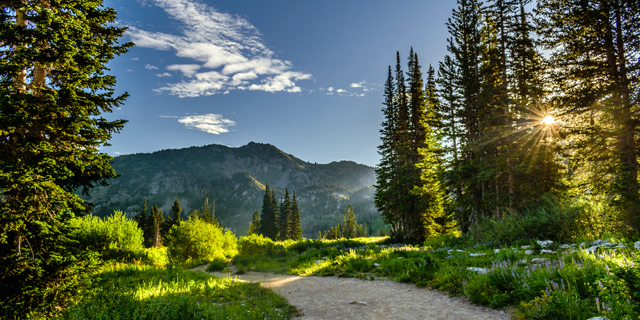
[114,151,123,155]
[159,115,179,118]
[128,0,311,97]
[145,64,159,70]
[327,87,334,92]
[166,64,201,77]
[178,113,235,134]
[336,89,346,93]
[156,72,172,77]
[350,81,365,88]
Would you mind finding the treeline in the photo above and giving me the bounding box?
[319,205,369,240]
[376,0,640,241]
[134,194,220,247]
[249,183,303,241]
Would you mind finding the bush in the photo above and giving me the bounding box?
[237,234,285,256]
[165,219,237,263]
[206,258,227,272]
[70,211,145,261]
[466,197,580,247]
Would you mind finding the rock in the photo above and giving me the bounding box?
[540,249,556,254]
[560,244,571,249]
[470,253,486,257]
[579,242,586,248]
[586,317,608,320]
[531,258,549,264]
[592,239,607,246]
[614,244,627,249]
[635,241,640,249]
[373,263,379,267]
[457,249,465,252]
[521,245,531,249]
[525,250,534,255]
[322,256,328,260]
[537,240,553,248]
[518,259,527,265]
[315,260,323,265]
[586,246,599,253]
[349,301,367,306]
[467,267,489,274]
[494,249,500,253]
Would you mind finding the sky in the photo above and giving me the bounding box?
[102,0,456,167]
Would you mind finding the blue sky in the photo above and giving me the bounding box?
[102,0,455,167]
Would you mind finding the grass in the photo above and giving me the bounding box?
[233,236,640,319]
[56,262,298,320]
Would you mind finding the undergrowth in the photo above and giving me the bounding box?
[56,263,298,320]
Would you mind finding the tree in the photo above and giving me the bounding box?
[260,183,278,240]
[278,188,292,241]
[342,205,358,239]
[0,1,131,317]
[289,191,303,240]
[248,209,261,236]
[150,204,164,247]
[536,0,640,233]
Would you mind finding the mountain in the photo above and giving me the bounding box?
[83,142,384,237]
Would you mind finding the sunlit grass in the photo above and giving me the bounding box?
[56,263,298,320]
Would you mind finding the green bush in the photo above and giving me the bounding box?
[165,219,237,263]
[237,234,285,256]
[206,258,227,272]
[466,197,580,247]
[70,211,144,261]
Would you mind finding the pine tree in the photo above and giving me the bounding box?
[202,193,211,224]
[0,4,130,313]
[171,199,182,223]
[278,188,292,241]
[150,204,164,247]
[248,209,261,235]
[290,191,303,240]
[536,0,640,232]
[260,183,278,240]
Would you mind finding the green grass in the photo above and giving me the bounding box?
[56,263,298,320]
[232,236,640,319]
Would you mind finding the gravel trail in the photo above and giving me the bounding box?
[191,265,511,320]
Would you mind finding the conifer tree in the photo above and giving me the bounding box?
[202,193,211,224]
[260,183,278,240]
[150,204,164,247]
[0,1,131,313]
[278,188,292,241]
[171,199,182,223]
[290,191,303,240]
[248,209,261,235]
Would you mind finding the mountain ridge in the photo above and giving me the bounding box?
[84,142,383,236]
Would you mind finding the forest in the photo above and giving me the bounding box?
[1,0,639,319]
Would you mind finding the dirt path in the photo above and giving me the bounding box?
[191,265,511,320]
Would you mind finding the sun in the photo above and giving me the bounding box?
[542,115,555,125]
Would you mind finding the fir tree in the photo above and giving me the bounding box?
[278,188,292,241]
[150,204,164,247]
[260,183,278,240]
[0,2,131,314]
[171,199,182,223]
[290,191,303,240]
[248,209,261,235]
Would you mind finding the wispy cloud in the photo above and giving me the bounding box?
[178,114,235,134]
[350,81,365,88]
[156,72,172,77]
[145,64,159,70]
[159,115,179,118]
[128,0,311,97]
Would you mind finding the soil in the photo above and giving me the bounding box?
[191,265,511,320]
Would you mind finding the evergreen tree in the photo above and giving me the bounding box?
[202,193,211,224]
[260,183,278,240]
[290,191,303,240]
[0,2,130,313]
[536,0,640,233]
[248,209,261,235]
[171,199,182,223]
[278,188,292,241]
[150,204,164,247]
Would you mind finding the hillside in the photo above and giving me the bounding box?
[83,142,383,236]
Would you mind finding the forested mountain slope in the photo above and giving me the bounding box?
[83,142,382,236]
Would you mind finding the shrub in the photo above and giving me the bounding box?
[70,211,145,261]
[466,197,580,247]
[165,219,237,263]
[206,258,227,272]
[237,234,285,256]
